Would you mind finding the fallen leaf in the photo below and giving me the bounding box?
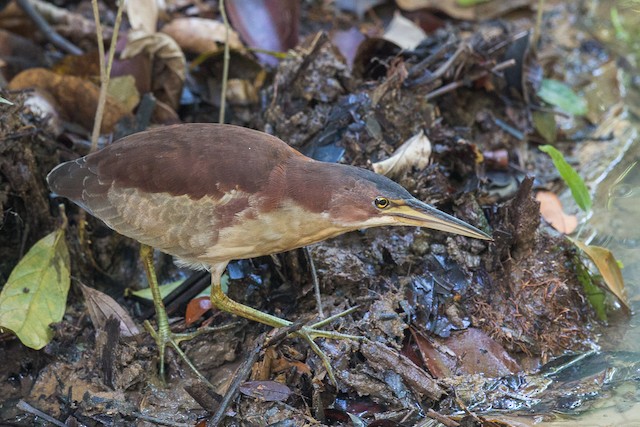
[122,30,186,110]
[537,79,588,116]
[535,191,578,234]
[372,129,431,177]
[8,68,130,133]
[0,228,70,349]
[539,144,592,212]
[238,381,291,402]
[570,239,629,313]
[80,283,140,337]
[383,11,427,50]
[226,0,299,67]
[126,0,158,34]
[131,279,182,300]
[185,296,212,326]
[108,75,140,113]
[161,17,243,55]
[396,0,532,21]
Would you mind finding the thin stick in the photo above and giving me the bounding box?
[531,0,545,51]
[304,247,324,318]
[218,0,231,124]
[425,59,516,101]
[15,0,82,55]
[17,401,67,427]
[207,326,302,427]
[90,0,125,152]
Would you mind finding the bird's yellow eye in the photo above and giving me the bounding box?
[374,197,390,209]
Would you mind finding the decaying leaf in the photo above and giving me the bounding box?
[239,381,292,402]
[396,0,532,21]
[8,68,130,132]
[80,283,140,337]
[537,79,588,116]
[372,130,431,177]
[0,228,70,349]
[161,17,244,55]
[108,75,140,113]
[122,30,186,110]
[125,0,158,34]
[532,110,557,143]
[535,191,578,234]
[570,239,629,313]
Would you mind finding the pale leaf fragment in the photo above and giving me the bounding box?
[126,0,158,34]
[373,130,431,177]
[0,228,70,349]
[383,11,426,50]
[535,191,578,234]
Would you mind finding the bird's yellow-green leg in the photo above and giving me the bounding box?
[140,244,215,386]
[209,263,362,385]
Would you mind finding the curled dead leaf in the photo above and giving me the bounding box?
[372,130,431,178]
[80,283,141,337]
[122,30,186,110]
[570,239,629,313]
[161,17,244,55]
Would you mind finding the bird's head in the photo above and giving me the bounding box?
[313,164,492,240]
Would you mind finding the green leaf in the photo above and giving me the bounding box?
[537,79,587,116]
[539,144,592,211]
[131,279,183,300]
[0,96,13,105]
[0,228,70,349]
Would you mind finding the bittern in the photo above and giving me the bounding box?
[47,123,491,384]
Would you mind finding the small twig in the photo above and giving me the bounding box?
[218,0,231,124]
[422,409,460,427]
[207,324,304,427]
[129,412,191,427]
[90,0,125,152]
[304,247,324,318]
[15,0,82,55]
[531,0,545,51]
[17,400,67,427]
[425,59,516,101]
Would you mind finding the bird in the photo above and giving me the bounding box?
[47,123,491,384]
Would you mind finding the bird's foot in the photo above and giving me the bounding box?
[143,320,232,388]
[293,306,364,385]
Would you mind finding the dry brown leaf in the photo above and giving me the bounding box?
[8,68,130,132]
[122,30,185,110]
[571,239,629,313]
[80,283,140,337]
[161,17,243,55]
[535,191,578,234]
[372,130,431,177]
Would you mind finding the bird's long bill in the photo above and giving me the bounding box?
[392,199,492,240]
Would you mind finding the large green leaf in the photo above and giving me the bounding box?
[0,228,70,349]
[537,79,587,116]
[539,144,592,212]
